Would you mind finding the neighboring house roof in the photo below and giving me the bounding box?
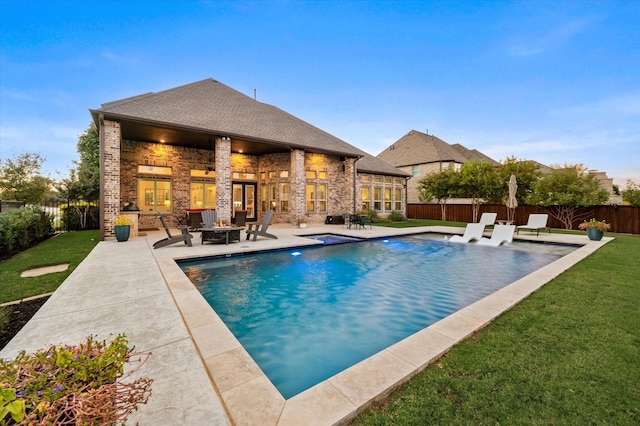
[450,144,499,165]
[376,130,469,167]
[92,78,364,157]
[526,160,553,174]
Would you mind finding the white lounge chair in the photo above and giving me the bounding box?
[516,214,550,236]
[478,212,497,227]
[476,224,515,247]
[449,223,486,243]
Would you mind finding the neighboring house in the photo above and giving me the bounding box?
[90,79,409,239]
[376,130,497,203]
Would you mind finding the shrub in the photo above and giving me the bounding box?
[0,207,53,256]
[388,210,406,222]
[0,334,152,424]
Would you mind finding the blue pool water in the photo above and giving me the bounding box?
[179,234,567,399]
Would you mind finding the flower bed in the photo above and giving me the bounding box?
[1,334,152,424]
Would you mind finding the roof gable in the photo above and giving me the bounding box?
[377,130,467,167]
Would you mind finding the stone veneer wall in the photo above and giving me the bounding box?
[106,132,406,234]
[304,153,352,221]
[215,137,231,223]
[120,140,218,229]
[101,120,121,239]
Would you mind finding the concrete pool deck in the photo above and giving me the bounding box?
[0,224,611,425]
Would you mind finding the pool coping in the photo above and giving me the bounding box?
[157,225,611,425]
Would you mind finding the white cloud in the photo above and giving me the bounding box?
[550,93,640,118]
[508,18,592,57]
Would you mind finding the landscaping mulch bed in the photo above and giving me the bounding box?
[0,296,49,350]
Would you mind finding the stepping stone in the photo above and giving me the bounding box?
[20,264,69,277]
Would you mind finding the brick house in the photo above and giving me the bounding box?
[90,79,409,239]
[377,130,497,203]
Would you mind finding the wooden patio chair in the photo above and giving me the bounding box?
[153,214,193,249]
[246,210,277,241]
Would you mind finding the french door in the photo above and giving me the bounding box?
[232,183,256,220]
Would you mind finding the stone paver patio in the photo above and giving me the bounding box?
[0,223,610,425]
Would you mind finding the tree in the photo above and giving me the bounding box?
[527,165,609,229]
[0,153,52,204]
[418,168,460,221]
[622,179,640,206]
[56,125,100,229]
[456,161,501,222]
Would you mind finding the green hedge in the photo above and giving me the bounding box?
[0,207,53,256]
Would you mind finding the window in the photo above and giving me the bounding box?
[361,187,371,211]
[280,183,289,212]
[269,184,277,210]
[412,165,420,177]
[374,187,382,210]
[268,171,277,179]
[395,188,402,211]
[306,184,315,212]
[318,183,327,213]
[306,170,316,179]
[233,172,256,180]
[190,182,216,209]
[318,170,327,179]
[384,188,392,211]
[138,179,172,212]
[261,185,267,212]
[138,165,171,176]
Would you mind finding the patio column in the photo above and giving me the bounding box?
[100,118,121,240]
[344,157,357,213]
[290,149,306,220]
[215,136,232,223]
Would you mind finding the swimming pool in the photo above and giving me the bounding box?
[179,234,573,399]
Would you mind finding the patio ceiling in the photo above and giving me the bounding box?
[119,118,301,156]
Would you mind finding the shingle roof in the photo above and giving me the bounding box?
[450,144,499,165]
[93,78,366,158]
[376,130,468,167]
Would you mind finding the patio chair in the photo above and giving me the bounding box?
[188,211,203,231]
[478,212,497,227]
[246,210,277,241]
[153,214,193,249]
[476,224,516,247]
[232,210,247,228]
[448,223,486,243]
[516,214,550,236]
[201,209,217,228]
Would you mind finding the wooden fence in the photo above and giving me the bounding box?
[407,204,640,235]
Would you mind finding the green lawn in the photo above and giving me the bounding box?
[352,230,640,425]
[0,230,100,304]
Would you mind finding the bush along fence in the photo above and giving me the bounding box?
[0,202,100,258]
[0,206,54,256]
[407,203,640,234]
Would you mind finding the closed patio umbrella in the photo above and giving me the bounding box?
[507,174,518,224]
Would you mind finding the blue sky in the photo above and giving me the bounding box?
[1,0,639,186]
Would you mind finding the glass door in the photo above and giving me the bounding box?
[232,183,256,220]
